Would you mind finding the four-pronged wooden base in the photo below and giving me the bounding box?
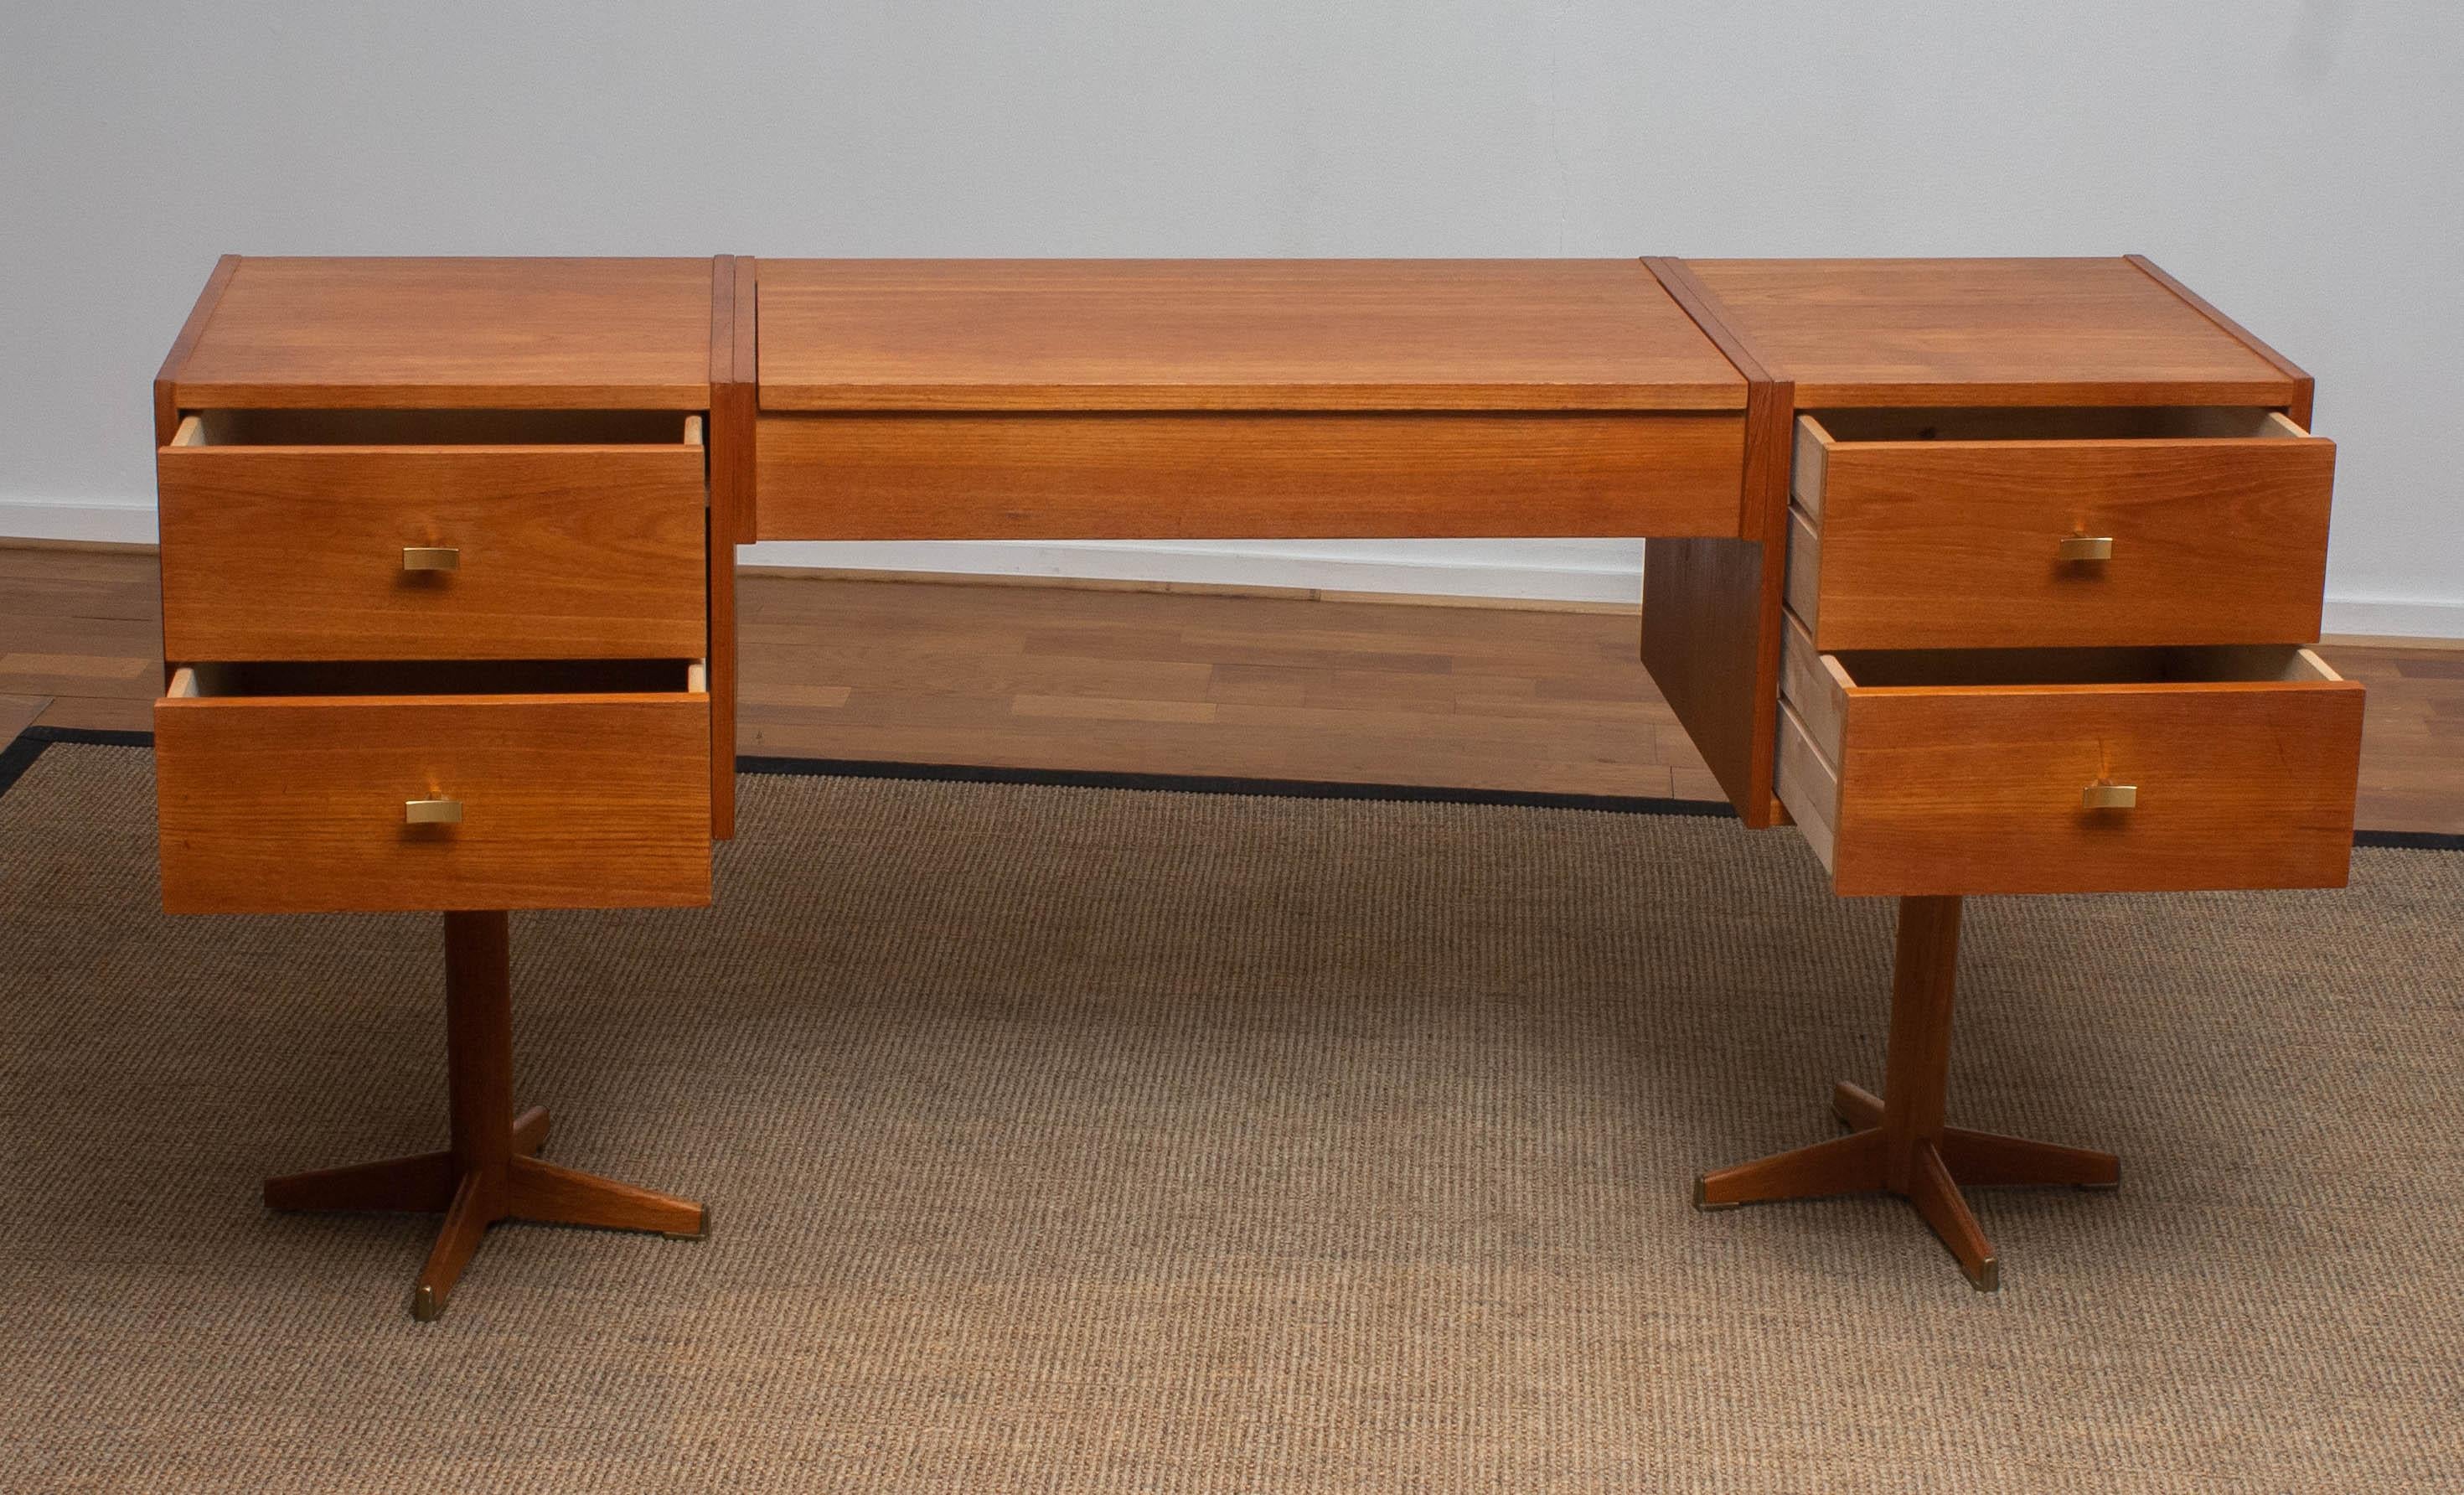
[1694,896,2118,1291]
[270,897,2106,1306]
[263,910,705,1321]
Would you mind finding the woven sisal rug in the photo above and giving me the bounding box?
[3,735,2460,1492]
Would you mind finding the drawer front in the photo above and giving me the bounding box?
[1826,685,2361,895]
[1790,415,2335,649]
[754,411,1746,540]
[158,445,707,660]
[1774,632,2362,897]
[156,693,711,913]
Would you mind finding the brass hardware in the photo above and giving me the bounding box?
[402,546,461,572]
[1692,1177,1739,1212]
[405,799,463,825]
[2058,535,2115,561]
[2081,782,2137,810]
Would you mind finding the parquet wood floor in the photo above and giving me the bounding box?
[4,544,2455,835]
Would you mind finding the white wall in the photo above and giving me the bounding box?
[4,1,2457,632]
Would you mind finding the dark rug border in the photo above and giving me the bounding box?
[735,752,1738,820]
[6,727,2458,851]
[0,727,154,800]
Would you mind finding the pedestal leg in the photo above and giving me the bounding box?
[1696,896,2119,1291]
[1904,1138,1998,1291]
[1694,1129,1883,1208]
[1939,1128,2120,1189]
[262,910,706,1322]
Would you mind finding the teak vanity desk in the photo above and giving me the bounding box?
[151,256,2360,1317]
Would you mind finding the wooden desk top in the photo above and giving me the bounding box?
[754,259,1747,411]
[163,257,718,411]
[158,256,2312,420]
[1674,257,2305,410]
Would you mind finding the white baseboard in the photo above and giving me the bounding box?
[739,539,1650,605]
[2320,595,2464,639]
[0,498,156,546]
[8,499,2461,636]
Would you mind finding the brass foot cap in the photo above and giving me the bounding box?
[1968,1258,2002,1294]
[412,1285,444,1322]
[664,1205,710,1241]
[1692,1177,1739,1213]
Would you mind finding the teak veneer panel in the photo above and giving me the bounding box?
[2126,255,2317,427]
[1676,258,2302,408]
[755,411,1746,541]
[1822,681,2363,896]
[156,691,712,913]
[171,258,716,409]
[158,443,708,661]
[1774,622,2363,897]
[1637,256,1795,829]
[706,255,758,840]
[154,254,241,447]
[756,260,1747,411]
[1787,414,2337,650]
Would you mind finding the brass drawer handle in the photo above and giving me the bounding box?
[2058,535,2115,561]
[402,546,461,572]
[405,799,464,825]
[2081,782,2136,810]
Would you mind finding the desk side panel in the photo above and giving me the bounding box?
[1639,259,1794,827]
[707,256,754,840]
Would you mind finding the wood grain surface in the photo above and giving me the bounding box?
[756,411,1746,540]
[153,255,240,447]
[158,445,708,660]
[706,255,759,839]
[156,689,711,913]
[1637,535,1780,819]
[2126,255,2317,426]
[1636,257,1794,826]
[1786,426,2337,649]
[168,258,715,409]
[756,260,1746,411]
[1792,649,2365,897]
[1677,258,2302,408]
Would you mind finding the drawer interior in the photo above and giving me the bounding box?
[1802,406,2308,444]
[1823,641,2339,691]
[171,410,702,447]
[169,659,706,699]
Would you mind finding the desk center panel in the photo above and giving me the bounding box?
[750,409,1749,542]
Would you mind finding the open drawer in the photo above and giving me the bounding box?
[158,410,708,661]
[157,660,712,914]
[1775,616,2363,896]
[1788,408,2335,650]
